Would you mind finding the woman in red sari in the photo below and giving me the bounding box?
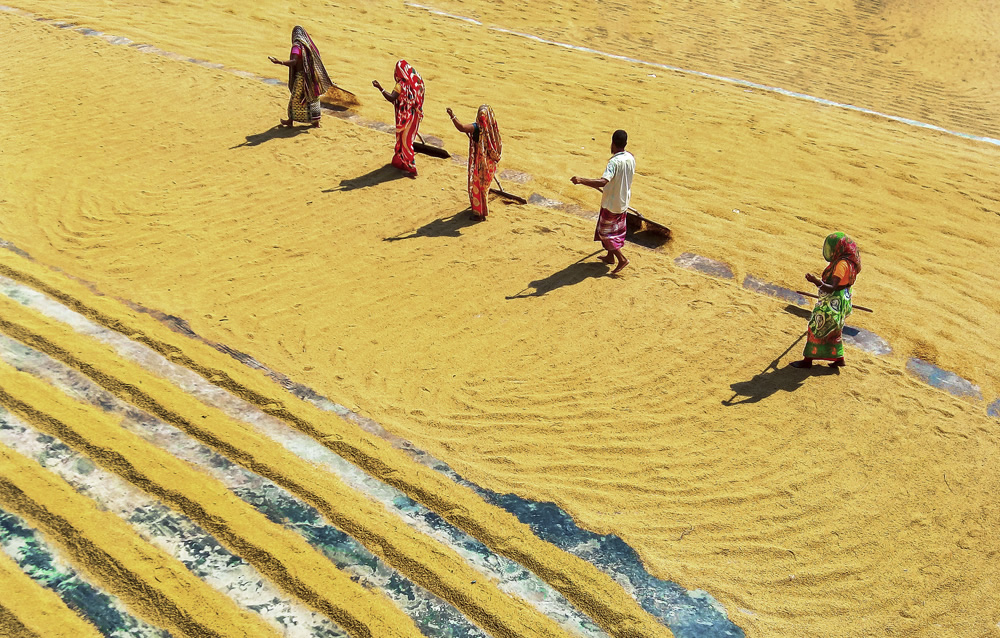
[373,60,425,177]
[447,105,502,220]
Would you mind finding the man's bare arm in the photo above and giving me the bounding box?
[570,176,609,191]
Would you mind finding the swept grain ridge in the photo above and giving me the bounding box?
[0,550,102,638]
[0,294,578,638]
[0,357,432,638]
[0,229,673,638]
[0,446,279,638]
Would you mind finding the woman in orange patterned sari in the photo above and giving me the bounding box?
[791,232,862,369]
[447,105,502,220]
[373,60,425,177]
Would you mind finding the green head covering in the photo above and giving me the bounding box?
[822,232,845,262]
[822,232,862,272]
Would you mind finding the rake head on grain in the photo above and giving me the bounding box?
[490,177,527,204]
[414,133,451,159]
[625,208,672,239]
[319,85,361,109]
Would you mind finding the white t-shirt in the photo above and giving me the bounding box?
[600,151,635,214]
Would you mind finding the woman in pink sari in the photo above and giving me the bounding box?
[373,60,425,177]
[447,105,502,220]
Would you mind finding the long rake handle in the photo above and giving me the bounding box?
[492,177,527,204]
[796,290,874,313]
[596,185,641,216]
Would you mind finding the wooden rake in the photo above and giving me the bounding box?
[624,206,671,239]
[414,133,451,159]
[796,290,874,313]
[490,176,527,205]
[594,185,671,239]
[415,132,526,204]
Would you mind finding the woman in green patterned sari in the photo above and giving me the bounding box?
[791,232,862,369]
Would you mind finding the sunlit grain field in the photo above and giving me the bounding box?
[1,2,999,636]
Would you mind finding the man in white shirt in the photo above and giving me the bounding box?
[571,129,635,274]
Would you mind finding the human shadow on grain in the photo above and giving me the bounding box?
[783,304,813,319]
[325,164,408,192]
[507,251,606,298]
[230,125,311,148]
[383,210,480,241]
[722,331,839,406]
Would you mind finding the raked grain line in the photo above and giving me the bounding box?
[0,248,706,635]
[0,300,583,638]
[0,257,739,636]
[0,329,596,638]
[0,508,169,638]
[0,407,348,638]
[0,342,480,638]
[0,548,103,638]
[0,279,608,638]
[0,251,743,637]
[0,444,289,638]
[404,2,1000,148]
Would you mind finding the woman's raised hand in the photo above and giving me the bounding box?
[372,80,383,91]
[446,107,455,118]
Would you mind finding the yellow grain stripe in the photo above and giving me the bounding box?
[0,444,279,638]
[0,358,423,638]
[0,300,569,638]
[0,551,101,638]
[0,605,38,638]
[0,249,673,637]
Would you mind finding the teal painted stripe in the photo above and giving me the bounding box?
[0,407,347,638]
[0,336,489,638]
[0,277,609,638]
[0,507,169,638]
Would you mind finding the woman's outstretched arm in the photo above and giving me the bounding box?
[446,108,475,134]
[269,53,301,87]
[372,80,399,103]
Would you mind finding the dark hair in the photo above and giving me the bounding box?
[612,129,628,149]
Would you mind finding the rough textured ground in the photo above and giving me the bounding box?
[1,1,999,637]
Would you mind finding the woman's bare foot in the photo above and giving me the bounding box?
[611,258,630,274]
[829,358,846,367]
[599,254,615,264]
[280,119,292,127]
[790,359,813,369]
[311,121,321,128]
